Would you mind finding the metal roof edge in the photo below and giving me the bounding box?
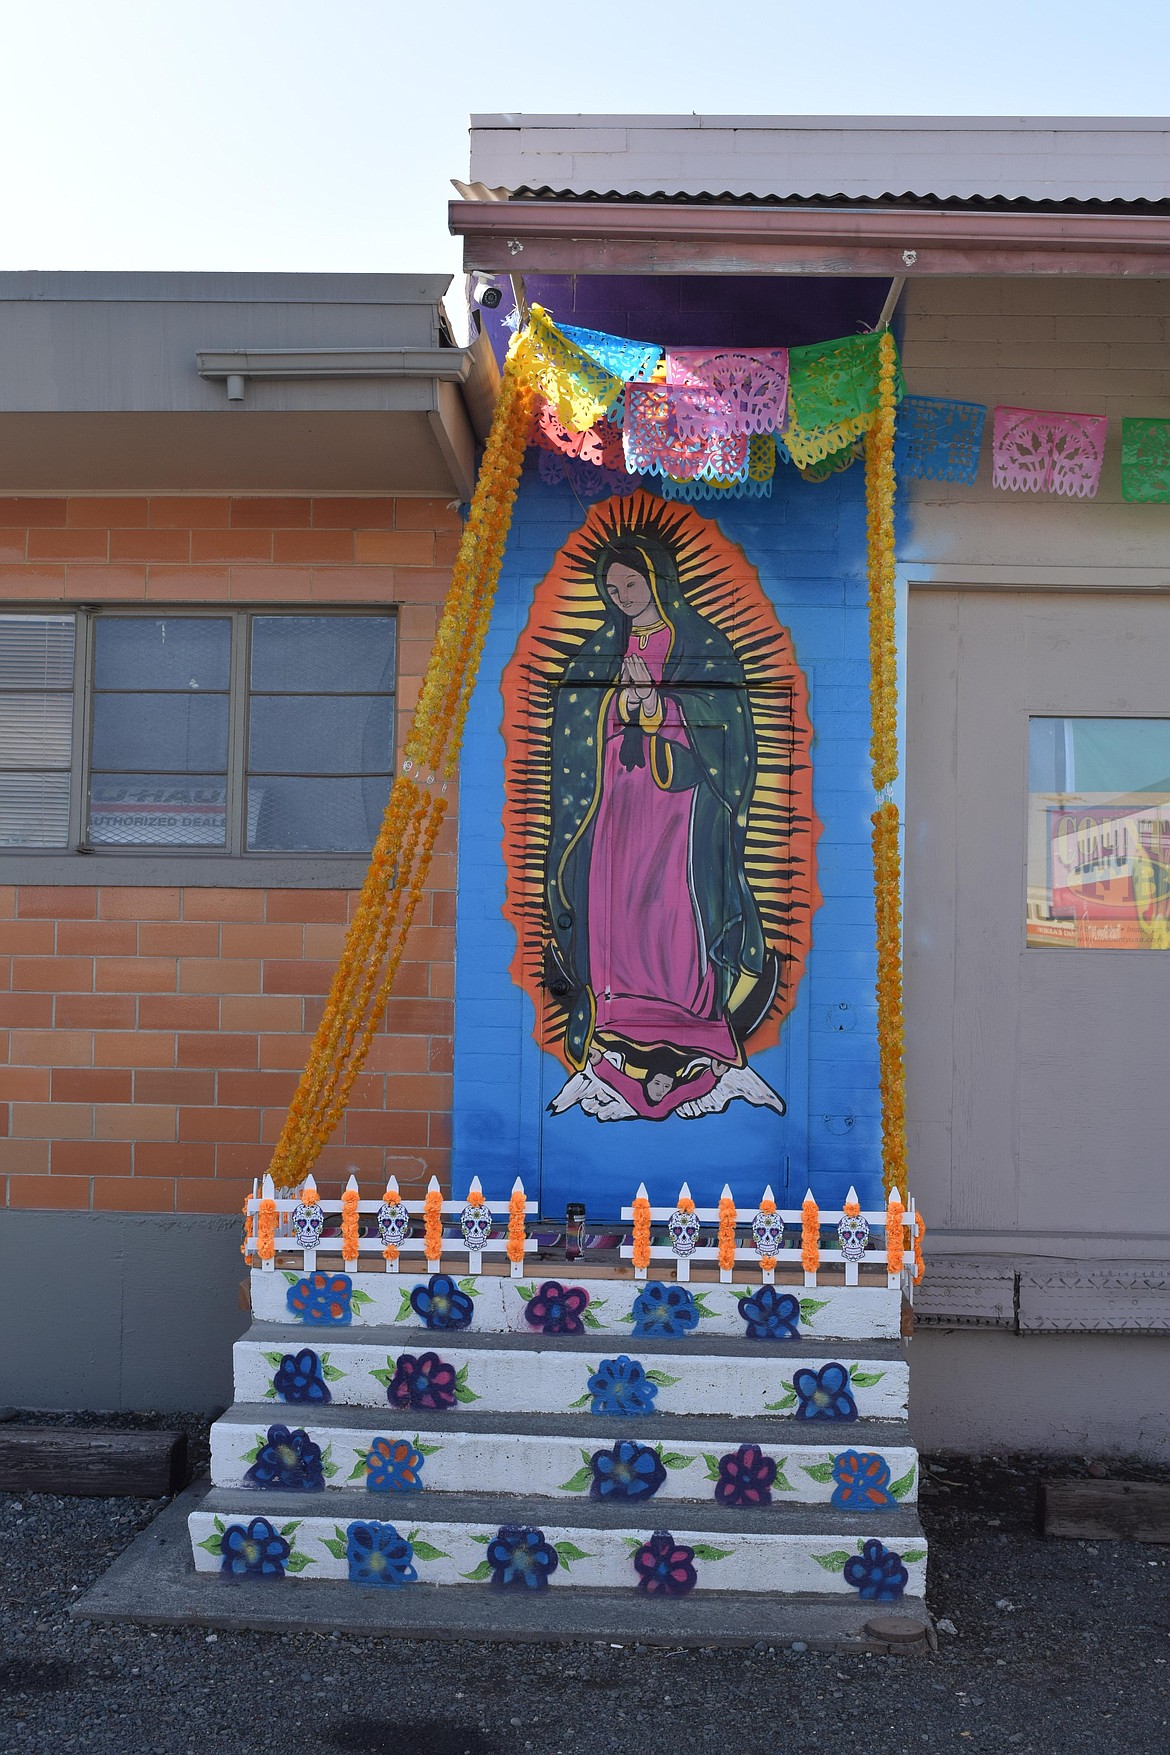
[469,113,1170,131]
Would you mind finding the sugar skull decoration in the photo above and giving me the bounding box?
[292,1178,324,1250]
[377,1194,410,1252]
[460,1178,492,1253]
[667,1186,700,1258]
[751,1187,784,1260]
[837,1187,870,1263]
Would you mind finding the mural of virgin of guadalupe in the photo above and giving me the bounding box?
[547,534,779,1120]
[500,492,818,1126]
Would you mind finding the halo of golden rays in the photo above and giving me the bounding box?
[500,489,821,1067]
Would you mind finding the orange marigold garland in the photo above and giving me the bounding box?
[256,1193,277,1264]
[632,1187,652,1272]
[506,1182,527,1266]
[865,329,910,1205]
[801,1192,820,1275]
[886,1188,906,1276]
[341,1181,361,1263]
[913,1205,926,1285]
[759,1256,778,1274]
[241,1193,256,1267]
[717,1191,738,1274]
[265,338,532,1189]
[423,1182,444,1263]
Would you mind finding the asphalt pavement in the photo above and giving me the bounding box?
[0,1417,1167,1755]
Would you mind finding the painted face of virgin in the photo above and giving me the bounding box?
[645,1072,674,1105]
[604,562,655,621]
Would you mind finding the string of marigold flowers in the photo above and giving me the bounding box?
[266,339,533,1188]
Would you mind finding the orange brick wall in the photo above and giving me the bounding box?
[0,496,458,1214]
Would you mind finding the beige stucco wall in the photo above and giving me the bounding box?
[899,278,1170,1453]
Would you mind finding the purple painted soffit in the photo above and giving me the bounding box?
[479,272,892,368]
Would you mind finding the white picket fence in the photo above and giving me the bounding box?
[244,1173,537,1277]
[620,1181,918,1292]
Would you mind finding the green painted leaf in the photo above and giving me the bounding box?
[764,1387,797,1411]
[558,1465,595,1494]
[321,1363,346,1382]
[195,1532,223,1556]
[622,1537,643,1552]
[284,1551,314,1574]
[691,1543,733,1562]
[458,1278,479,1297]
[802,1461,836,1483]
[321,1444,338,1479]
[469,1532,491,1544]
[263,1388,276,1401]
[414,1437,442,1457]
[262,1351,285,1368]
[589,1297,607,1314]
[350,1288,374,1310]
[281,1271,299,1286]
[461,1558,494,1581]
[774,1470,794,1494]
[213,1517,224,1534]
[889,1465,917,1501]
[370,1361,395,1388]
[657,1450,693,1471]
[454,1364,479,1404]
[321,1531,349,1560]
[691,1292,718,1320]
[618,1312,635,1324]
[703,1453,722,1482]
[799,1298,829,1324]
[555,1541,592,1571]
[568,1392,592,1409]
[278,1520,301,1538]
[850,1369,885,1389]
[645,1370,680,1388]
[412,1539,449,1562]
[396,1289,415,1324]
[516,1282,535,1301]
[348,1453,368,1481]
[582,1310,604,1330]
[242,1435,265,1465]
[813,1550,850,1572]
[900,1548,927,1563]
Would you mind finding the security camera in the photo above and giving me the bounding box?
[471,273,504,310]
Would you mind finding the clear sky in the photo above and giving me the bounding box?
[3,0,1167,300]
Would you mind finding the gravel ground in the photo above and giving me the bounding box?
[0,1417,1167,1755]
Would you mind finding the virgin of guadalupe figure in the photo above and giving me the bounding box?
[544,533,784,1121]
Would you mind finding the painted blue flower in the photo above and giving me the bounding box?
[273,1347,331,1405]
[630,1282,699,1339]
[286,1270,352,1325]
[486,1524,560,1592]
[792,1361,857,1422]
[346,1520,418,1588]
[590,1440,666,1501]
[843,1538,909,1602]
[244,1424,324,1491]
[738,1285,800,1342]
[524,1280,590,1336]
[364,1436,425,1492]
[219,1516,289,1579]
[587,1355,658,1418]
[410,1273,474,1331]
[831,1450,897,1511]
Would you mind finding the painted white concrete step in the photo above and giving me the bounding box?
[189,1486,928,1599]
[233,1325,909,1420]
[210,1403,919,1505]
[251,1267,903,1342]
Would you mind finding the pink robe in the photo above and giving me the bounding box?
[587,622,737,1079]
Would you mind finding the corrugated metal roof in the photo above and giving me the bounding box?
[468,115,1170,206]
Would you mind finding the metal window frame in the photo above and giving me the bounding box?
[0,602,397,886]
[0,608,80,851]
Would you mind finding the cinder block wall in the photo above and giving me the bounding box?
[0,495,457,1224]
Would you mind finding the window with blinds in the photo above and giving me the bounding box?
[0,609,396,858]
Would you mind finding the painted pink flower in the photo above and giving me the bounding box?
[714,1442,777,1508]
[633,1531,697,1597]
[387,1350,457,1412]
[524,1280,590,1336]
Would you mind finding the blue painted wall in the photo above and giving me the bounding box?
[453,456,885,1218]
